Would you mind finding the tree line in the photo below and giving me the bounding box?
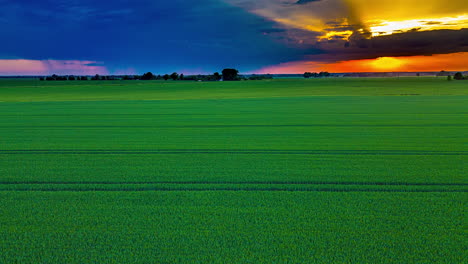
[447,72,467,81]
[303,72,331,78]
[40,68,274,82]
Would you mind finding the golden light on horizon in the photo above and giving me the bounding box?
[326,53,468,72]
[255,52,468,74]
[370,57,404,71]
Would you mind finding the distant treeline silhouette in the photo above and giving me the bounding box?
[40,69,274,82]
[303,72,331,78]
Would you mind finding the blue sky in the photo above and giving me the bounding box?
[1,0,309,74]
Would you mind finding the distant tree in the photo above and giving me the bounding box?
[416,73,420,77]
[163,74,169,81]
[454,72,464,80]
[249,74,273,80]
[39,77,45,81]
[437,70,449,77]
[91,74,100,80]
[170,72,179,81]
[213,72,221,81]
[305,72,324,78]
[319,71,330,77]
[222,68,239,81]
[68,76,76,81]
[447,75,452,81]
[141,72,155,80]
[179,74,184,80]
[80,76,88,81]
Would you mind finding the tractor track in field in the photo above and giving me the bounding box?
[0,181,466,192]
[0,124,467,128]
[0,181,465,186]
[0,187,465,193]
[1,149,466,156]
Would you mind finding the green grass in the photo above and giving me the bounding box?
[0,78,466,263]
[0,77,467,102]
[0,192,464,263]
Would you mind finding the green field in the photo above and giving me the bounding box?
[0,78,466,263]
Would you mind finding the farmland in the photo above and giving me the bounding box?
[0,78,466,263]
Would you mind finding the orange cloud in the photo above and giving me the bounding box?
[256,52,468,73]
[0,59,109,75]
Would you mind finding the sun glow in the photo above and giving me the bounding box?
[255,52,468,74]
[370,57,404,71]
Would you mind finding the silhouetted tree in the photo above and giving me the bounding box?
[213,72,221,81]
[304,72,313,78]
[222,68,239,81]
[437,70,449,77]
[249,74,273,80]
[447,75,452,81]
[170,72,179,81]
[68,76,76,81]
[141,72,155,80]
[319,72,330,77]
[454,72,464,80]
[163,74,169,81]
[179,74,184,80]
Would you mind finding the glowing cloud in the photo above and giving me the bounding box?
[369,15,468,37]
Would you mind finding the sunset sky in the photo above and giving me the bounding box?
[1,0,467,75]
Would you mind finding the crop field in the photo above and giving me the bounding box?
[0,78,466,263]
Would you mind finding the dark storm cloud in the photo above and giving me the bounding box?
[295,0,322,4]
[309,29,468,62]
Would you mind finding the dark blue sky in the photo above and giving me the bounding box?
[1,0,310,74]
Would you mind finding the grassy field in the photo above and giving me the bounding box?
[0,78,466,263]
